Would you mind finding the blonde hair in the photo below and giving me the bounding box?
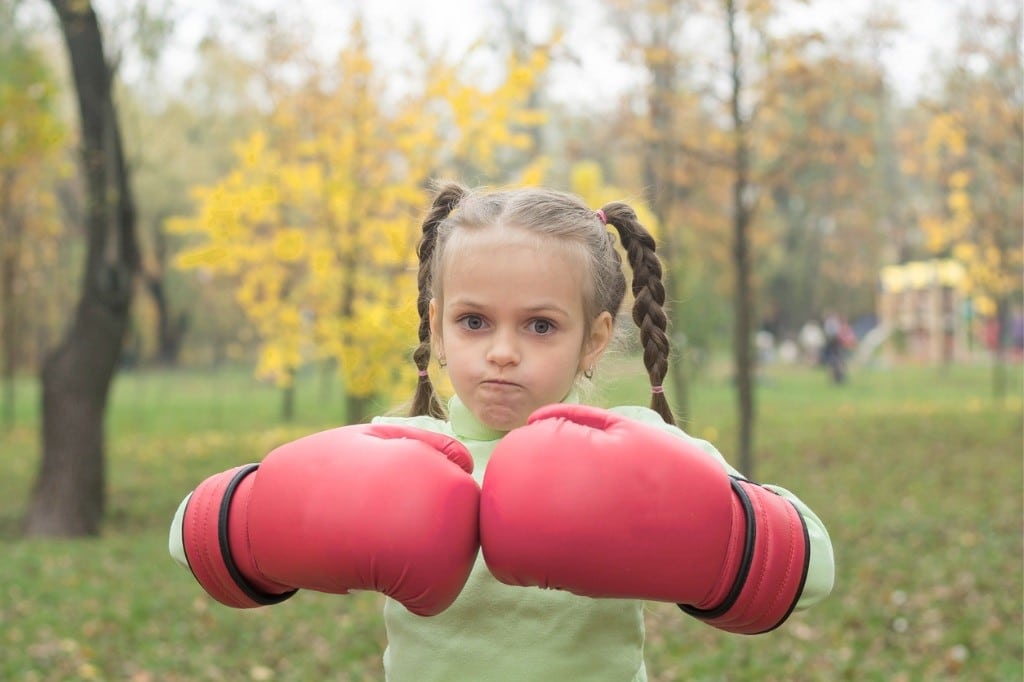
[411,182,674,425]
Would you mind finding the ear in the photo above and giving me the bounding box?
[428,298,444,358]
[580,311,613,373]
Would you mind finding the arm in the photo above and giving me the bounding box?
[610,405,835,612]
[169,424,481,616]
[480,405,834,635]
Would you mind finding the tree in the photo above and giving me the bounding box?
[122,57,262,366]
[25,0,139,537]
[0,8,65,429]
[606,0,699,420]
[701,0,857,476]
[598,0,786,471]
[721,0,757,475]
[135,31,270,367]
[488,0,572,158]
[171,19,547,423]
[758,32,893,334]
[913,4,1023,398]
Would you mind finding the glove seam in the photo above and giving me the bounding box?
[731,484,772,627]
[757,498,791,627]
[755,498,811,633]
[200,476,243,606]
[734,491,811,634]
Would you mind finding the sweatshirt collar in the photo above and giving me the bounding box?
[448,389,581,442]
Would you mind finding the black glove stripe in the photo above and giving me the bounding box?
[219,463,298,606]
[678,476,755,619]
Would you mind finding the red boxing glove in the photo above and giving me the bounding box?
[480,405,810,634]
[180,424,480,616]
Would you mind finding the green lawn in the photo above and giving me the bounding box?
[1,360,1021,681]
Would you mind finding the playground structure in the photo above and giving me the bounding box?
[876,259,971,365]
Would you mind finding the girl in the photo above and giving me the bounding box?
[170,182,834,681]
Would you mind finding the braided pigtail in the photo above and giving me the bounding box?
[603,203,676,426]
[410,183,467,418]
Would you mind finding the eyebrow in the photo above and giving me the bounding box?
[447,299,572,318]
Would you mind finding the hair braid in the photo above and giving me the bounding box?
[603,202,676,426]
[410,183,467,418]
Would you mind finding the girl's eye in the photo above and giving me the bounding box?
[530,319,554,335]
[459,315,485,331]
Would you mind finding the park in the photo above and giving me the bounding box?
[1,0,1021,680]
[2,360,1021,679]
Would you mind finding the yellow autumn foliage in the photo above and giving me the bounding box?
[569,161,661,239]
[915,92,1022,311]
[171,20,548,409]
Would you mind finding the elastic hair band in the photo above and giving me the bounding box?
[417,370,429,377]
[596,209,607,225]
[651,385,665,394]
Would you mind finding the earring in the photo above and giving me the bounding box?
[584,365,594,379]
[438,356,447,368]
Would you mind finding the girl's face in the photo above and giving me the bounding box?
[430,226,612,432]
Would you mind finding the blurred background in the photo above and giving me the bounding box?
[1,0,1021,680]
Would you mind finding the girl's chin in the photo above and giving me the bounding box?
[473,405,528,432]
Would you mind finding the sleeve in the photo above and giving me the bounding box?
[608,405,835,611]
[168,492,191,570]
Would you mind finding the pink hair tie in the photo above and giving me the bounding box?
[417,370,429,378]
[651,385,665,394]
[596,209,607,225]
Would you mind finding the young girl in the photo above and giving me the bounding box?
[169,182,834,681]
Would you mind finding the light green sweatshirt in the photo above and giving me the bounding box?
[370,396,834,682]
[170,395,834,682]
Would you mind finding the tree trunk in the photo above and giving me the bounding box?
[1,171,20,431]
[1,253,15,430]
[24,0,138,537]
[641,15,690,422]
[726,0,756,478]
[29,297,127,535]
[144,214,187,365]
[143,273,188,365]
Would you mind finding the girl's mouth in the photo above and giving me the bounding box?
[482,379,521,388]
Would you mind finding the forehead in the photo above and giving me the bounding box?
[439,225,588,310]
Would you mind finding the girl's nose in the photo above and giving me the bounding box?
[486,329,520,367]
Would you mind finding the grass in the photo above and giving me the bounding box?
[1,359,1021,681]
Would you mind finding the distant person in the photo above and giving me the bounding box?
[822,313,855,384]
[168,183,834,680]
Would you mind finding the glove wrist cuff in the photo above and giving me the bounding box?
[680,477,810,634]
[183,464,297,608]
